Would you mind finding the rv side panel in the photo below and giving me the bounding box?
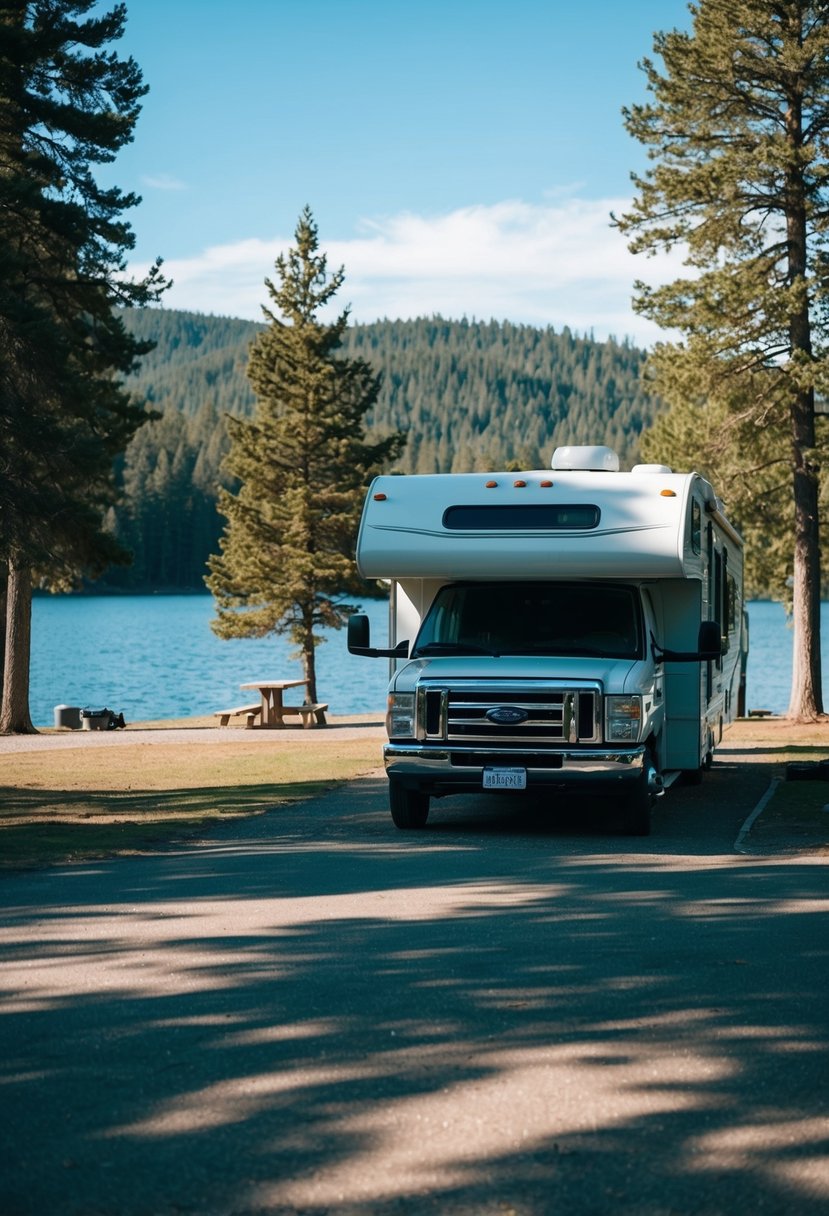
[658,581,706,770]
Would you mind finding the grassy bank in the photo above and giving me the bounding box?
[0,724,382,871]
[1,716,827,871]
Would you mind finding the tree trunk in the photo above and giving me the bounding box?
[0,568,6,709]
[784,84,823,721]
[787,456,823,720]
[0,557,36,734]
[301,615,318,705]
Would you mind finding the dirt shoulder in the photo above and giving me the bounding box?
[720,715,829,854]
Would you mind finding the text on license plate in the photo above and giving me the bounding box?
[483,767,527,790]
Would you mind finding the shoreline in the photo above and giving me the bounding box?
[0,712,386,754]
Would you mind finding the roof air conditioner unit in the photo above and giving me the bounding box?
[551,445,620,472]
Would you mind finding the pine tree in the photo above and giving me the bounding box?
[0,1,166,732]
[206,208,405,703]
[616,0,829,721]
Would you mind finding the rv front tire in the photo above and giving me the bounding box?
[622,786,651,836]
[622,756,657,836]
[389,780,430,829]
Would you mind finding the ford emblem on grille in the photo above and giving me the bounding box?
[486,706,528,725]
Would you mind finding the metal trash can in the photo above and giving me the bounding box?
[81,708,111,731]
[54,705,82,730]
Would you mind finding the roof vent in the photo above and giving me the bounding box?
[631,463,673,474]
[551,445,620,472]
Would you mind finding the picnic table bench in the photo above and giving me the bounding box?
[214,702,262,728]
[279,702,328,728]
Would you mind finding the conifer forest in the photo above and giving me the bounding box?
[102,308,654,592]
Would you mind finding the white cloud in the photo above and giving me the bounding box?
[130,198,685,348]
[141,173,187,191]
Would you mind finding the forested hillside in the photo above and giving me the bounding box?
[101,309,656,590]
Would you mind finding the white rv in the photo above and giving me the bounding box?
[348,445,747,835]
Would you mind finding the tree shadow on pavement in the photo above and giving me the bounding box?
[0,774,827,1215]
[0,781,339,870]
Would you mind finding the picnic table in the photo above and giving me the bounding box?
[238,679,328,728]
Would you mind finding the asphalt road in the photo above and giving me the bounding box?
[1,752,828,1216]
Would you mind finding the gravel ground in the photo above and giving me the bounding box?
[0,714,386,753]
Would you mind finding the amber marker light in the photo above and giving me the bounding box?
[513,479,527,487]
[373,492,387,501]
[485,480,498,488]
[539,480,553,488]
[660,489,676,497]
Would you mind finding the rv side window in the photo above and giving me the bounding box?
[691,500,702,554]
[412,582,643,660]
[713,548,724,664]
[727,574,739,637]
[442,504,600,530]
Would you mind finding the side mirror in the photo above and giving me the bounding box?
[348,613,409,659]
[696,620,722,661]
[651,620,723,664]
[348,613,371,652]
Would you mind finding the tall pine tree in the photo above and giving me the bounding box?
[616,0,829,721]
[206,208,405,703]
[0,0,166,732]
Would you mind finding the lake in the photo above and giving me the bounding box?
[27,595,826,727]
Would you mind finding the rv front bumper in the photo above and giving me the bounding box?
[384,742,647,795]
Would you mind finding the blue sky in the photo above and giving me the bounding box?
[109,0,694,344]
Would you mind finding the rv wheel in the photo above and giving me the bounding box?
[622,786,651,836]
[684,743,713,784]
[622,759,655,836]
[389,780,430,829]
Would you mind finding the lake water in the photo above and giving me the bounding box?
[30,594,393,726]
[27,595,827,727]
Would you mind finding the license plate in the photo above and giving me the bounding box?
[483,767,527,790]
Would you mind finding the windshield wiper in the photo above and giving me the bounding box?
[522,645,629,658]
[412,641,498,657]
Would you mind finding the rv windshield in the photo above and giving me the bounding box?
[411,582,643,660]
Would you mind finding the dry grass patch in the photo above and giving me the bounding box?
[725,716,829,747]
[1,736,381,791]
[0,734,383,870]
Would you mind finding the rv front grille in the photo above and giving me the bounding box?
[450,751,565,769]
[418,683,601,745]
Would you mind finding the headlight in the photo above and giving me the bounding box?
[605,695,642,743]
[387,692,415,738]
